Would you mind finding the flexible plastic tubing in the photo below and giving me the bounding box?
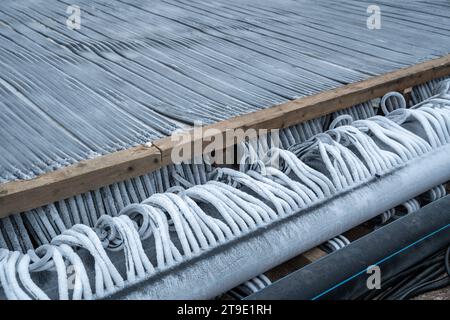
[1,73,447,250]
[1,0,450,182]
[2,95,450,299]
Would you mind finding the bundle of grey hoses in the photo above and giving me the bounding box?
[0,102,375,253]
[238,81,449,296]
[1,80,450,299]
[227,274,272,299]
[0,79,446,254]
[371,80,450,224]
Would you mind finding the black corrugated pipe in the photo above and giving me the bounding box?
[247,195,450,300]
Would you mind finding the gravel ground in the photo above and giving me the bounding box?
[413,286,450,300]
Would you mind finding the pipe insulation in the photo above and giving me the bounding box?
[1,0,450,182]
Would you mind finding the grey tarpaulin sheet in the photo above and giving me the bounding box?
[1,0,450,182]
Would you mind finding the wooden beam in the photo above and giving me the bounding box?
[0,145,161,217]
[301,247,328,263]
[402,87,413,106]
[154,54,450,165]
[1,54,450,218]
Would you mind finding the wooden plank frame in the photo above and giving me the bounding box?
[1,54,450,218]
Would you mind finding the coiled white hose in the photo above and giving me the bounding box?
[1,91,450,300]
[227,273,272,299]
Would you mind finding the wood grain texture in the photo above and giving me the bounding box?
[0,145,161,217]
[1,54,450,218]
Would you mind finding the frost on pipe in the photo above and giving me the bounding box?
[1,93,450,299]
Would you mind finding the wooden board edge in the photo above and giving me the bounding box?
[0,145,161,218]
[1,54,450,218]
